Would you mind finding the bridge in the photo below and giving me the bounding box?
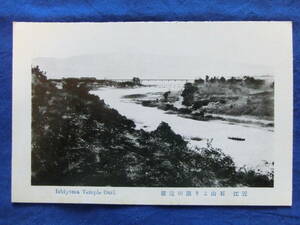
[109,79,194,82]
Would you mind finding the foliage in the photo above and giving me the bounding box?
[163,91,171,102]
[180,76,274,119]
[181,83,198,106]
[132,77,141,85]
[31,66,273,187]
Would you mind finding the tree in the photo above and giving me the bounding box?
[181,83,198,106]
[132,77,141,85]
[163,91,171,102]
[220,76,226,83]
[205,75,209,82]
[195,78,204,84]
[209,76,217,83]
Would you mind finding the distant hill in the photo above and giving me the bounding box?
[32,53,273,80]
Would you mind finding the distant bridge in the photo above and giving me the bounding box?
[50,78,195,82]
[110,79,194,82]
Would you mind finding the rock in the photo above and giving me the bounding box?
[178,108,192,114]
[141,100,157,107]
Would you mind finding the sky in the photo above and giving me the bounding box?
[23,22,292,79]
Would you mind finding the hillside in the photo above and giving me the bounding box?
[31,66,273,187]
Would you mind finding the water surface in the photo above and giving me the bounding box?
[91,81,273,170]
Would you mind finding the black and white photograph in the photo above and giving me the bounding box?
[12,22,293,205]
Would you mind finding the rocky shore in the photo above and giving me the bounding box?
[124,76,274,128]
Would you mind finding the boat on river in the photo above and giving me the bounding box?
[228,137,246,141]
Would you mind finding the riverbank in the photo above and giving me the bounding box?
[92,86,274,172]
[122,76,274,129]
[122,91,274,130]
[32,66,273,187]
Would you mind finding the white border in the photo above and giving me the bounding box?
[12,22,293,205]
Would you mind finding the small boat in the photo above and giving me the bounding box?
[190,137,203,141]
[228,137,245,141]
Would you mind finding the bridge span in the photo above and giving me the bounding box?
[110,78,194,82]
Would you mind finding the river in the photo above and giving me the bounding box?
[91,80,274,171]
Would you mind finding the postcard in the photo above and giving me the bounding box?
[12,21,293,205]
